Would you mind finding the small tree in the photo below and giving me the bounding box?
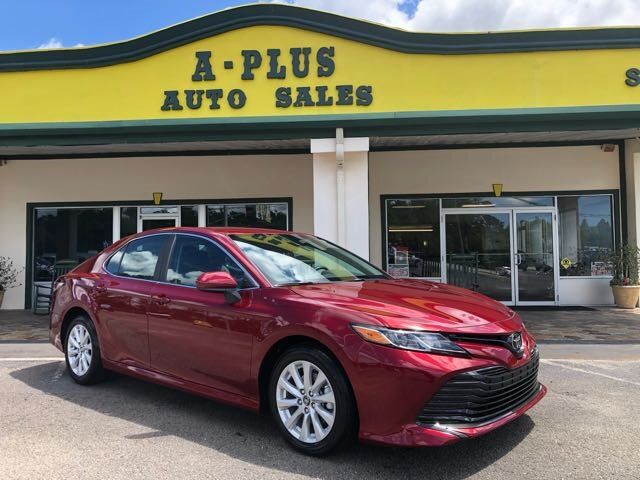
[610,244,640,286]
[0,256,23,292]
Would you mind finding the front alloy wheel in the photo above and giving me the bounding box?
[269,347,356,455]
[276,360,336,443]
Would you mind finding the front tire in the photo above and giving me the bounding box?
[269,347,356,456]
[64,315,106,385]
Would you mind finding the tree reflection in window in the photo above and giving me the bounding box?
[206,203,288,230]
[558,195,614,277]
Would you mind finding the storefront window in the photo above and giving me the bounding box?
[558,195,614,277]
[33,207,113,282]
[206,206,225,226]
[180,205,199,227]
[120,207,137,237]
[206,203,289,230]
[385,199,440,277]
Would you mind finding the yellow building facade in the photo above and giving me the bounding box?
[2,4,640,309]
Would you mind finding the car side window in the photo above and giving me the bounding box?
[105,250,123,275]
[167,235,253,288]
[117,236,167,280]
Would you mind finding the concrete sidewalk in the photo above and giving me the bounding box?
[516,307,640,343]
[1,307,640,344]
[0,310,49,342]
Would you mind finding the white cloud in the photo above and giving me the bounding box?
[38,37,64,49]
[278,0,640,31]
[37,38,84,49]
[272,0,411,26]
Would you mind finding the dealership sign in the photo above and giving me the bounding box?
[160,48,373,112]
[3,5,640,126]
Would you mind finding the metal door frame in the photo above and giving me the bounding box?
[137,206,181,232]
[441,207,559,306]
[511,207,559,306]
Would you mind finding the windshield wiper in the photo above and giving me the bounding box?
[324,275,386,282]
[277,281,327,286]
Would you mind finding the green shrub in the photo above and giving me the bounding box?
[609,244,640,286]
[0,256,23,292]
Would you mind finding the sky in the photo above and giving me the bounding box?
[3,0,640,51]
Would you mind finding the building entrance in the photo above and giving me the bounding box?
[443,208,558,305]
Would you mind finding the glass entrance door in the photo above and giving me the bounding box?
[443,208,558,305]
[141,218,177,231]
[138,206,180,232]
[514,211,557,304]
[445,211,514,302]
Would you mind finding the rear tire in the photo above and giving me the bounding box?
[269,346,356,456]
[64,315,106,385]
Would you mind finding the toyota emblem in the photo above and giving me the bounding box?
[508,332,524,357]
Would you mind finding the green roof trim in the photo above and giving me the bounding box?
[2,105,640,147]
[3,4,640,71]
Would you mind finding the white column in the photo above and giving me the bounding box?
[112,206,121,242]
[311,135,370,259]
[197,204,207,227]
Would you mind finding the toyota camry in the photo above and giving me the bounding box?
[50,227,545,455]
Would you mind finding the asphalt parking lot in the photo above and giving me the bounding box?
[0,343,639,480]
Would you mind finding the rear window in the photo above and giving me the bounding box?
[106,235,167,280]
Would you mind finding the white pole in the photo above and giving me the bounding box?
[112,206,120,243]
[197,204,206,227]
[335,128,346,247]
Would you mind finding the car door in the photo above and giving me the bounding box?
[93,234,171,368]
[148,233,257,396]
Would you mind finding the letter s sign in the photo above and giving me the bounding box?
[625,67,640,86]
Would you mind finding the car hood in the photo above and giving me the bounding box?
[288,279,520,333]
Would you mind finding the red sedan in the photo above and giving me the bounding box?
[50,227,545,455]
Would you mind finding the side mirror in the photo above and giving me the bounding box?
[195,271,238,291]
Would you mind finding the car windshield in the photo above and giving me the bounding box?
[230,233,389,286]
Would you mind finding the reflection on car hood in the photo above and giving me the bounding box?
[289,279,519,333]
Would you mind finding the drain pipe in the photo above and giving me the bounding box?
[335,128,346,247]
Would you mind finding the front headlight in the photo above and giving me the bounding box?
[352,324,468,356]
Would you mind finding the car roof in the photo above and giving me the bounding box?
[134,226,303,237]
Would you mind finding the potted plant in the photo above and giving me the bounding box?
[0,256,23,308]
[610,244,640,309]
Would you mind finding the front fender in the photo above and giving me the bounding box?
[248,299,375,416]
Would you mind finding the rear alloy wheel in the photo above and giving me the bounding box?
[269,347,356,455]
[65,316,106,385]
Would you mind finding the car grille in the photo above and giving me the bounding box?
[417,348,540,426]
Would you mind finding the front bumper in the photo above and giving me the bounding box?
[348,328,545,447]
[360,383,546,447]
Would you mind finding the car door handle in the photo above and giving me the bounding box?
[151,294,171,305]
